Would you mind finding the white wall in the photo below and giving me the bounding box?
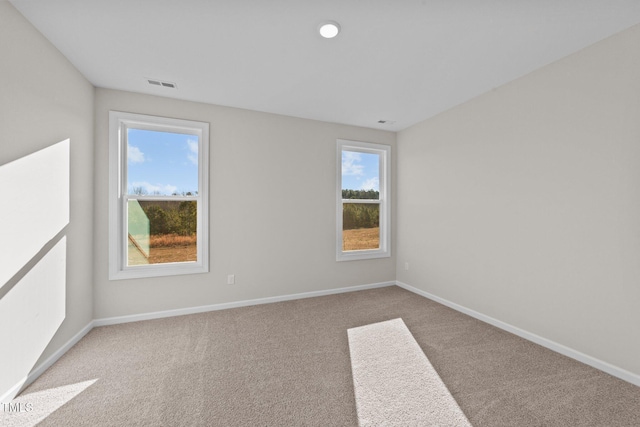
[93,89,396,318]
[0,1,94,400]
[397,24,640,376]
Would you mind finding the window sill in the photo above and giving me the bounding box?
[336,250,391,262]
[109,263,208,280]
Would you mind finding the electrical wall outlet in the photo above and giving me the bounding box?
[404,262,409,271]
[227,274,235,285]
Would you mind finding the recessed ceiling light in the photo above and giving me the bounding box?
[319,21,340,39]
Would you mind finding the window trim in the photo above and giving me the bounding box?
[336,139,391,261]
[108,111,209,280]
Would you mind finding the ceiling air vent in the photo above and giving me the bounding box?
[146,78,177,89]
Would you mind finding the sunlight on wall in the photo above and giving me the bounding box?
[0,139,70,288]
[0,140,70,402]
[0,238,66,403]
[0,379,97,427]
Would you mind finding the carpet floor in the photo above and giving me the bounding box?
[4,286,640,426]
[348,318,471,426]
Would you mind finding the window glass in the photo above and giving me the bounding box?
[341,151,380,199]
[341,150,381,251]
[109,111,209,280]
[337,140,390,261]
[342,202,380,251]
[127,129,198,196]
[127,200,198,266]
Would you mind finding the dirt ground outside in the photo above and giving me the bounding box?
[343,227,380,251]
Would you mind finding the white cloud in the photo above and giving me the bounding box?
[128,145,145,163]
[361,177,379,191]
[342,151,364,176]
[186,139,198,165]
[131,181,177,195]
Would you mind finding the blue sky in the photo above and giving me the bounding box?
[342,150,379,192]
[127,129,198,195]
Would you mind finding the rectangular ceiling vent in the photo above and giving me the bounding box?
[147,79,177,89]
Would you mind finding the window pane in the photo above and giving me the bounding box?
[127,129,198,196]
[127,200,197,265]
[342,202,380,251]
[127,200,150,265]
[341,150,380,200]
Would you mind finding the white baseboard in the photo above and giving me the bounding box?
[1,320,94,403]
[15,279,635,404]
[0,378,26,405]
[4,281,395,402]
[395,280,640,387]
[94,281,396,327]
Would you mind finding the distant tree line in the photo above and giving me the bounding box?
[342,189,379,230]
[138,200,197,236]
[342,189,379,200]
[343,203,379,230]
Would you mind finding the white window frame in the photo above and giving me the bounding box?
[336,139,391,261]
[108,111,209,280]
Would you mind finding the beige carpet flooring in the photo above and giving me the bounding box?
[5,286,640,426]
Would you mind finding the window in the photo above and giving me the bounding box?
[337,139,390,261]
[109,111,209,279]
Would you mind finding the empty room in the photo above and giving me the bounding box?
[2,0,640,425]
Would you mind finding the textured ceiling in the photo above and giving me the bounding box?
[10,0,640,131]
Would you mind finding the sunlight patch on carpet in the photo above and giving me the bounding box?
[348,318,472,426]
[0,379,98,427]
